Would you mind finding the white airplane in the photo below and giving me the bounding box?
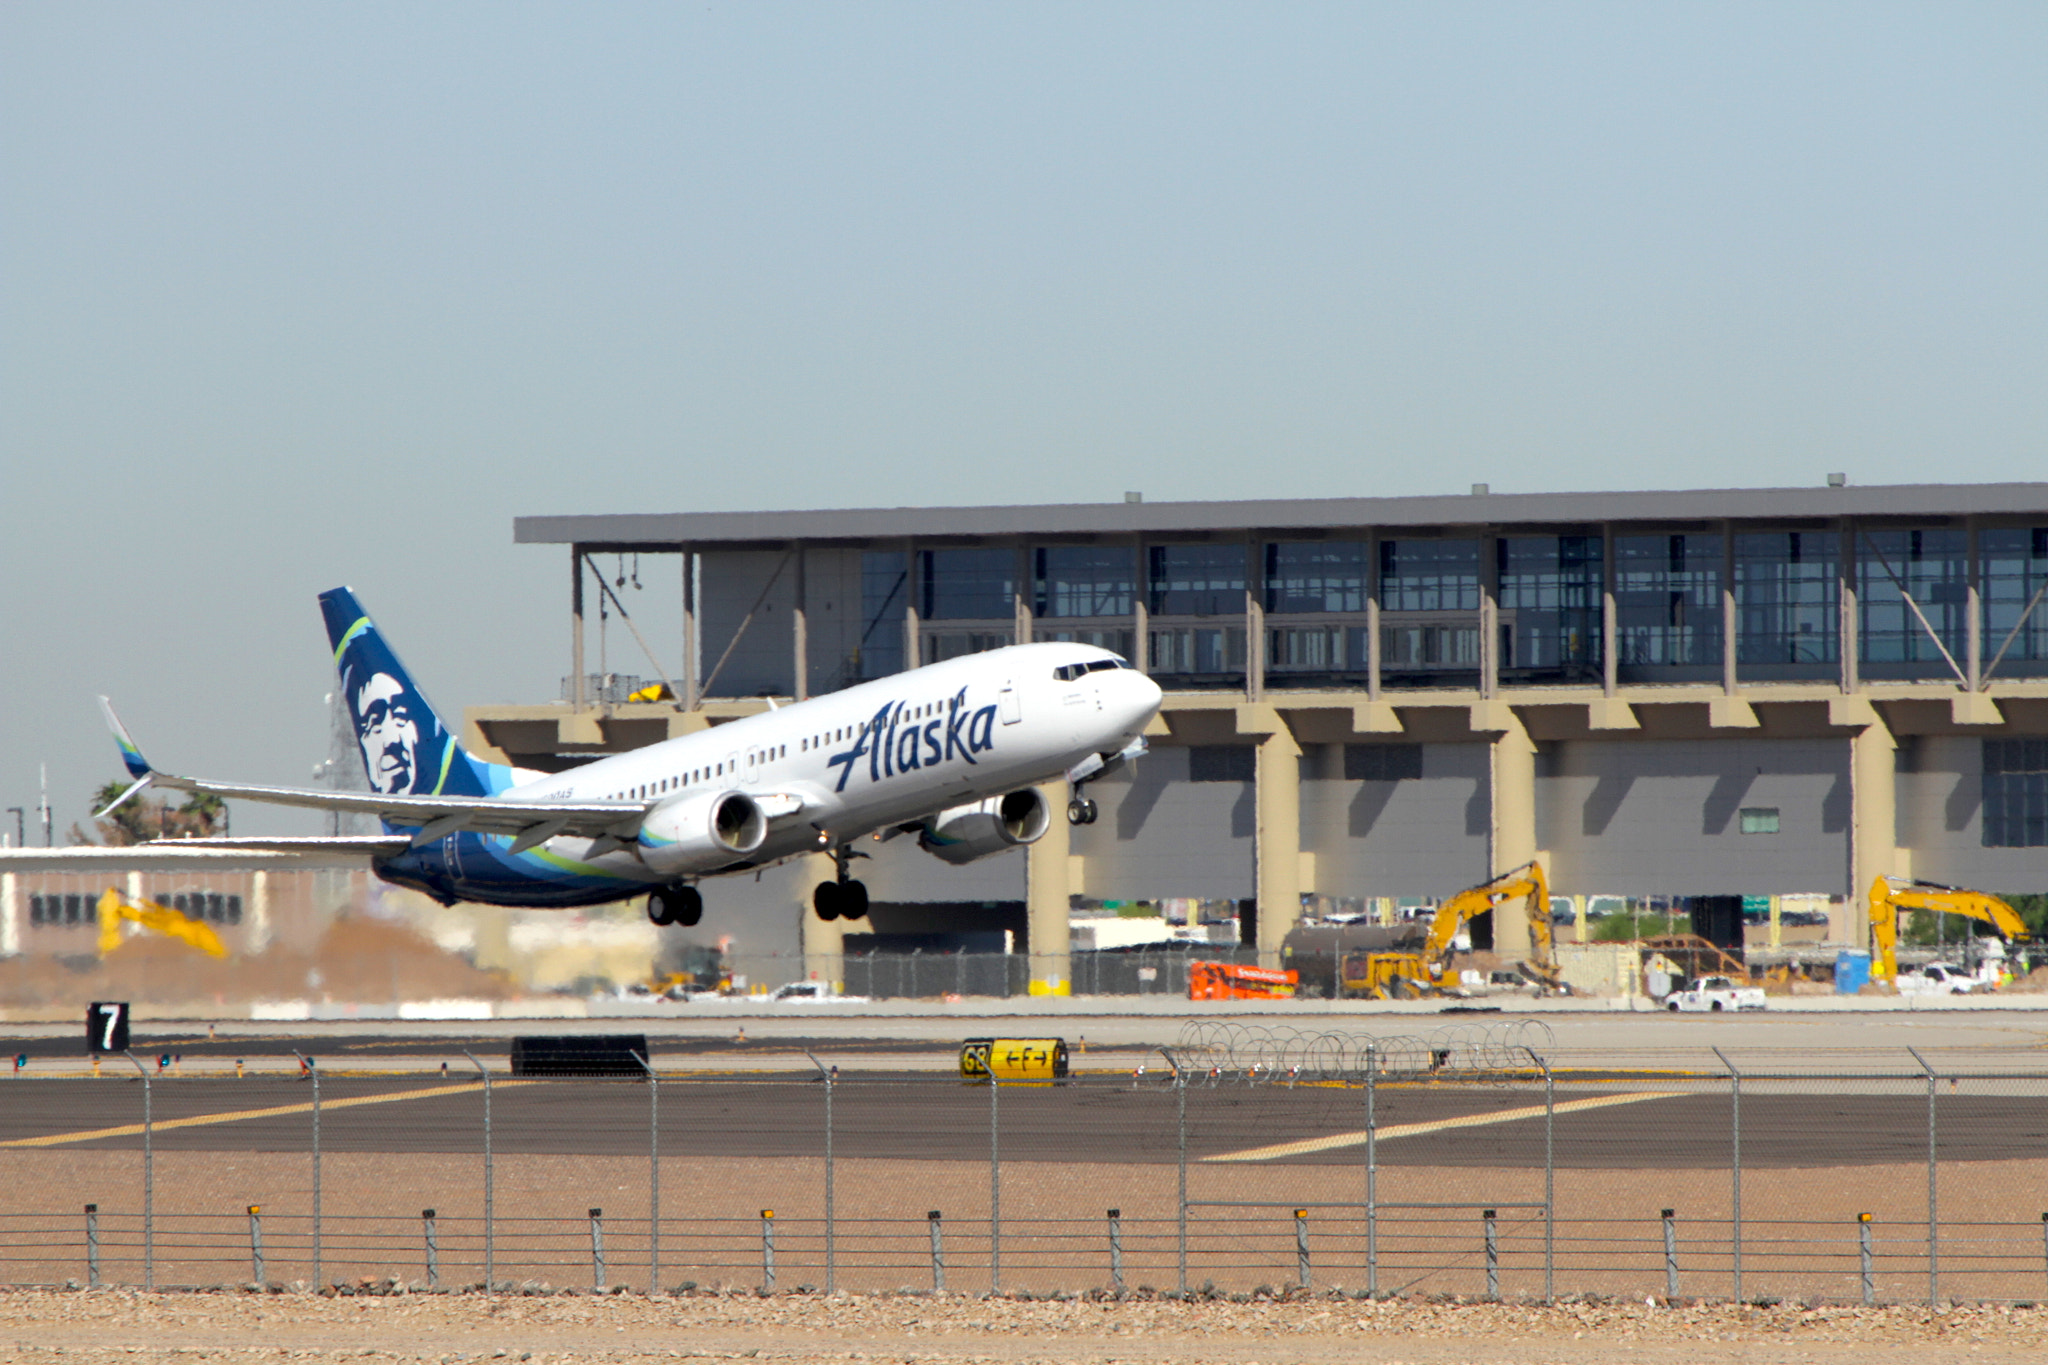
[100,586,1163,926]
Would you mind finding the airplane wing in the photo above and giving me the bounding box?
[99,698,648,851]
[141,835,416,855]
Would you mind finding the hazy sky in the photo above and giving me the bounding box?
[4,3,2045,837]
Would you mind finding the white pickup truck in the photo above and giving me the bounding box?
[1895,963,1978,996]
[1666,975,1767,1012]
[769,982,871,1004]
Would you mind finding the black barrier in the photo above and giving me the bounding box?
[509,1035,650,1077]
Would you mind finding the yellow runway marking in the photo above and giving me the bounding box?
[1201,1090,1674,1162]
[0,1080,537,1149]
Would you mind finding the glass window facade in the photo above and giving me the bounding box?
[1265,542,1369,614]
[1980,528,2048,678]
[918,548,1015,620]
[1983,738,2048,847]
[1735,531,1839,673]
[858,550,909,678]
[1380,539,1480,611]
[1615,533,1723,674]
[1856,528,1968,678]
[1498,535,1601,679]
[1034,546,1136,618]
[1147,544,1246,617]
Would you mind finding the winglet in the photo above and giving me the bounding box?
[98,696,153,780]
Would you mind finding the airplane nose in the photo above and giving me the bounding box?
[1128,671,1164,723]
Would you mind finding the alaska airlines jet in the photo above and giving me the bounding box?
[99,587,1162,926]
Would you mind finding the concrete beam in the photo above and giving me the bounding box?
[1708,697,1761,729]
[1828,695,1881,729]
[1468,700,1517,734]
[1585,698,1640,731]
[1951,693,2004,727]
[1351,701,1405,734]
[557,712,606,746]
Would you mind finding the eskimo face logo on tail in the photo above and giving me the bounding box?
[825,686,998,793]
[353,672,423,795]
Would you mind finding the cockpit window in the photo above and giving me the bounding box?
[1054,658,1135,681]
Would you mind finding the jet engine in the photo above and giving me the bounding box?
[917,789,1052,865]
[634,789,768,874]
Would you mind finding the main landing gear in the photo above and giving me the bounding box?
[646,883,703,927]
[813,844,870,922]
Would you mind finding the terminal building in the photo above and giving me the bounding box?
[463,482,2048,994]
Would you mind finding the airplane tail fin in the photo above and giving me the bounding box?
[319,587,512,798]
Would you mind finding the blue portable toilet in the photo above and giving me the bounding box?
[1835,950,1871,995]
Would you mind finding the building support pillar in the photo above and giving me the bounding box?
[0,872,17,958]
[1024,781,1071,995]
[1849,706,1897,955]
[797,852,845,993]
[1488,708,1538,964]
[1242,705,1302,971]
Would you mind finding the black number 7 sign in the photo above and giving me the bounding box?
[87,1002,129,1054]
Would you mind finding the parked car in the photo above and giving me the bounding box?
[1666,975,1767,1012]
[769,982,870,1003]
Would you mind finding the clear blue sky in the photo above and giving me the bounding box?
[3,3,2044,836]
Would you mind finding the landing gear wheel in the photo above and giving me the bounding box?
[813,881,842,921]
[673,884,703,928]
[1068,797,1099,825]
[1081,797,1099,824]
[647,889,677,926]
[841,879,869,921]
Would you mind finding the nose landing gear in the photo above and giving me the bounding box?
[812,844,870,922]
[647,883,704,927]
[1066,796,1099,825]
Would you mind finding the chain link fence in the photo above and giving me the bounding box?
[2,1044,2046,1302]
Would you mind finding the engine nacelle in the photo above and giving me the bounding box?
[917,789,1052,865]
[634,789,768,874]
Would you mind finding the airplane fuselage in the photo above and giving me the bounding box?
[373,642,1160,907]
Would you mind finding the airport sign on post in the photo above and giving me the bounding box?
[87,1002,129,1054]
[959,1038,1068,1081]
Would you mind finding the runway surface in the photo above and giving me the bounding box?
[1,1072,2042,1170]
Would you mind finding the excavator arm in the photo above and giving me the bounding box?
[1868,876,2030,981]
[95,889,229,960]
[1420,861,1566,991]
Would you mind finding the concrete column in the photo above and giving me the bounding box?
[792,542,809,702]
[571,545,587,709]
[1966,520,1983,691]
[1601,525,1618,697]
[1488,709,1538,964]
[1849,707,1896,954]
[250,868,273,953]
[1251,713,1303,971]
[1722,523,1739,693]
[797,852,845,992]
[902,547,920,674]
[0,872,17,957]
[681,549,699,709]
[1366,531,1382,699]
[1024,781,1071,995]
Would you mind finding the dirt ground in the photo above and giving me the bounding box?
[1,1287,2046,1364]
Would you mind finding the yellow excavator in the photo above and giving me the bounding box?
[1344,861,1567,998]
[1868,876,2030,984]
[96,888,229,960]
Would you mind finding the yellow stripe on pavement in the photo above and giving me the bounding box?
[1201,1090,1673,1162]
[0,1080,536,1148]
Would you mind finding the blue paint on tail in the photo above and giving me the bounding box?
[318,587,512,800]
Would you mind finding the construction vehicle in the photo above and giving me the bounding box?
[95,888,228,959]
[1341,861,1567,999]
[1188,960,1298,1000]
[1868,876,2031,985]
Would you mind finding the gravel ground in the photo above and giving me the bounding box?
[0,1288,2045,1365]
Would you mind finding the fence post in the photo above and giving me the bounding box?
[122,1052,151,1289]
[1294,1208,1311,1290]
[1108,1209,1123,1293]
[806,1052,835,1295]
[634,1050,659,1295]
[1541,1056,1554,1303]
[1714,1048,1741,1302]
[422,1210,438,1290]
[1158,1048,1186,1294]
[248,1205,265,1285]
[85,1204,99,1289]
[928,1210,945,1293]
[465,1051,493,1290]
[1909,1046,1938,1304]
[296,1053,321,1289]
[760,1210,776,1292]
[1365,1045,1378,1298]
[988,1070,1001,1294]
[1859,1213,1875,1305]
[1662,1209,1678,1299]
[589,1208,605,1289]
[1483,1209,1498,1300]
